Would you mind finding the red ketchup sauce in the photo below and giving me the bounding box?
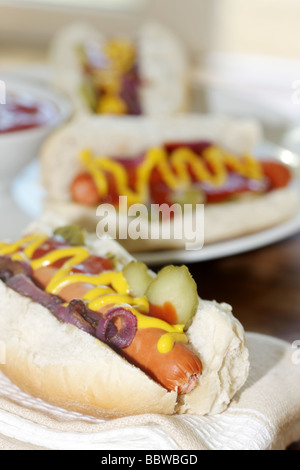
[149,302,178,325]
[31,238,114,273]
[0,92,59,134]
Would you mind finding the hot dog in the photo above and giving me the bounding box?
[41,115,300,252]
[0,218,249,418]
[28,236,203,394]
[49,22,190,118]
[69,149,292,207]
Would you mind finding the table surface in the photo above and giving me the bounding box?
[181,233,300,450]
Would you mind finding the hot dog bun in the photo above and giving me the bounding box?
[40,114,299,252]
[49,22,190,118]
[0,215,249,418]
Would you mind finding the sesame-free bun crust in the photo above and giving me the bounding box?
[0,282,177,418]
[0,217,249,418]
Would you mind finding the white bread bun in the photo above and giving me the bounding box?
[0,215,249,418]
[40,114,299,252]
[41,114,262,202]
[49,22,190,118]
[137,22,190,116]
[49,23,106,118]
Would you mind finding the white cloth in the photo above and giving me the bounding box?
[0,333,299,450]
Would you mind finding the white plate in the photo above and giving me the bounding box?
[137,213,300,265]
[11,141,300,266]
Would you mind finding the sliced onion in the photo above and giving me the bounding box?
[121,70,142,116]
[0,256,32,282]
[6,274,94,335]
[56,299,96,336]
[96,307,137,349]
[6,274,63,312]
[1,258,137,350]
[5,271,136,349]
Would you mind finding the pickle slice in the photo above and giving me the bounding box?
[146,265,198,326]
[80,79,99,113]
[54,225,85,247]
[123,261,154,297]
[169,188,205,206]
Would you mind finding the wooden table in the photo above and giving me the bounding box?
[188,234,300,345]
[189,233,300,450]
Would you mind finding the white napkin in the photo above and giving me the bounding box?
[0,333,299,450]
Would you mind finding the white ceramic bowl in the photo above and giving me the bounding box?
[0,75,73,182]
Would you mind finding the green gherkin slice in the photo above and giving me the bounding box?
[80,79,99,113]
[123,261,154,297]
[146,265,198,326]
[169,188,205,207]
[54,225,86,247]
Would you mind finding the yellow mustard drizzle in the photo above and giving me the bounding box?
[124,306,188,351]
[0,234,44,256]
[0,234,187,353]
[157,332,188,353]
[79,145,263,205]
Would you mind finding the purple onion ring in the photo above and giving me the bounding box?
[56,299,96,336]
[96,307,137,349]
[2,257,137,349]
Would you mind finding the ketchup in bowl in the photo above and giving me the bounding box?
[0,92,59,134]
